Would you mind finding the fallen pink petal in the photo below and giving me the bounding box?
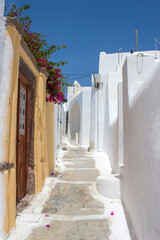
[110,211,114,215]
[45,215,49,217]
[46,225,51,228]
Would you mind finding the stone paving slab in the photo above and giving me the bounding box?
[42,182,104,215]
[63,154,93,159]
[27,219,111,240]
[7,143,131,240]
[63,159,95,168]
[60,169,100,182]
[18,214,41,223]
[63,157,95,161]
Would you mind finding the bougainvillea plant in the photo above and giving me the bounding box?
[5,4,69,104]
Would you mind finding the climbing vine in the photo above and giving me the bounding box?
[6,4,69,104]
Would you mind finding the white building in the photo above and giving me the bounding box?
[63,81,91,148]
[122,52,160,240]
[90,50,160,240]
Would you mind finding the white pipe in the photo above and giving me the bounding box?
[135,30,138,52]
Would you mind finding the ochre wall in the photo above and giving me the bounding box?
[45,102,55,175]
[3,24,55,235]
[34,77,55,193]
[3,25,21,234]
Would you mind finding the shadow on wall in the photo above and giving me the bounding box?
[122,56,160,240]
[70,101,80,145]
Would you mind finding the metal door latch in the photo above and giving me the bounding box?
[0,162,14,171]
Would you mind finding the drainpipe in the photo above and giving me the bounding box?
[135,30,138,52]
[93,74,101,152]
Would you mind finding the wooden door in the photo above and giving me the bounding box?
[16,78,28,201]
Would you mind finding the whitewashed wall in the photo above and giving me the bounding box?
[90,74,108,152]
[90,75,98,151]
[68,92,82,145]
[62,102,69,136]
[122,54,160,240]
[91,51,159,172]
[81,88,91,147]
[90,52,124,172]
[103,71,122,173]
[54,104,62,168]
[67,87,91,147]
[0,5,10,239]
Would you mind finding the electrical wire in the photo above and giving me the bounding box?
[65,75,91,81]
[63,74,91,76]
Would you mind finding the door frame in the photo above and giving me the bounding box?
[16,75,29,201]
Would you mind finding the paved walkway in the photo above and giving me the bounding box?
[8,144,131,240]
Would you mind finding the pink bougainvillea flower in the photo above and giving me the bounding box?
[45,214,49,217]
[46,225,51,228]
[51,173,54,176]
[110,211,114,215]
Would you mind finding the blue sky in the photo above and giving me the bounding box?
[5,0,160,89]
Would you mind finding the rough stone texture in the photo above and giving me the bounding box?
[42,182,104,215]
[63,154,93,159]
[63,159,95,168]
[28,219,110,240]
[8,143,131,240]
[96,176,120,199]
[26,146,111,239]
[16,194,35,215]
[60,169,100,182]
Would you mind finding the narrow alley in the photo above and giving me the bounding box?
[1,2,160,239]
[8,139,130,240]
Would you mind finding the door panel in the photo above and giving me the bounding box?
[16,78,27,201]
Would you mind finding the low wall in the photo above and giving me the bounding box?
[103,71,122,173]
[81,88,91,147]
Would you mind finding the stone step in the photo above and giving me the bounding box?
[96,175,120,199]
[63,154,93,159]
[62,157,95,161]
[42,182,104,216]
[60,169,100,182]
[27,218,111,240]
[63,159,95,169]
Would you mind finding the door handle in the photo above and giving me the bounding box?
[16,139,20,143]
